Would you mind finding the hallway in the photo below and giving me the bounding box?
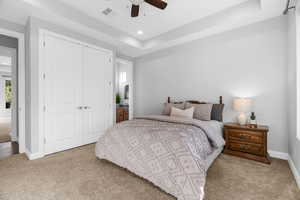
[0,141,18,159]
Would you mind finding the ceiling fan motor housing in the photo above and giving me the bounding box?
[130,0,167,17]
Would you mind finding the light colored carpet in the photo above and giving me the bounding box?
[0,144,299,200]
[0,120,11,143]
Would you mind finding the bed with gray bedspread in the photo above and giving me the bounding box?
[95,115,225,200]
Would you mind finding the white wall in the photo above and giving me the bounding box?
[0,18,25,149]
[287,10,300,185]
[135,16,288,153]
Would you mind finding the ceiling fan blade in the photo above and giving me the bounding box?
[144,0,167,9]
[131,4,140,17]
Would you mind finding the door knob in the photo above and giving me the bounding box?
[77,106,83,110]
[84,106,91,110]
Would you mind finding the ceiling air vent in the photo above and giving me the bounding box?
[102,8,113,15]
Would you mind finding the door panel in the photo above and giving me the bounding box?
[44,35,82,155]
[82,47,113,144]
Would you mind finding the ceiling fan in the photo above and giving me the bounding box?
[129,0,168,17]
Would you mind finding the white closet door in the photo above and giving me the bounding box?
[82,46,113,144]
[44,35,83,155]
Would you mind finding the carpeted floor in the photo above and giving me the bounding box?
[0,144,299,200]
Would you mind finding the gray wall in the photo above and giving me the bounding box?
[25,19,31,152]
[0,34,18,49]
[135,16,288,153]
[0,22,19,139]
[287,11,300,179]
[0,18,25,34]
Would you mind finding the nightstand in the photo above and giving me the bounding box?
[223,123,271,164]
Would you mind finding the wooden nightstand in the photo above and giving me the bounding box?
[223,123,271,164]
[116,107,129,123]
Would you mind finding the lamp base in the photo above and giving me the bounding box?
[237,113,247,125]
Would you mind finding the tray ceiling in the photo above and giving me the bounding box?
[0,0,287,57]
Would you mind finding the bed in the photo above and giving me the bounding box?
[95,97,225,200]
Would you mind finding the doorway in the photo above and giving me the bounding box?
[115,59,133,123]
[0,36,18,158]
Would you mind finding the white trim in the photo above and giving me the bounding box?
[295,6,300,141]
[288,155,300,189]
[40,29,113,55]
[38,30,45,158]
[0,28,26,153]
[116,58,134,120]
[25,149,44,160]
[268,150,289,160]
[116,58,132,65]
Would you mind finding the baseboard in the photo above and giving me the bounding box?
[25,149,44,160]
[268,150,289,160]
[288,156,300,189]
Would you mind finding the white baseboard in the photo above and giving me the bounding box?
[288,156,300,189]
[268,150,289,160]
[25,149,44,160]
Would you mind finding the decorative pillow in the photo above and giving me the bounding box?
[162,103,185,115]
[211,104,225,122]
[170,107,194,119]
[185,103,213,121]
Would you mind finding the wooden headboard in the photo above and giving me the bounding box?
[167,96,223,105]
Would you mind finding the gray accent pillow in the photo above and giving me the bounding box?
[185,103,213,121]
[211,104,225,122]
[162,103,185,115]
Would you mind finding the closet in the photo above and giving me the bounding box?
[41,32,113,155]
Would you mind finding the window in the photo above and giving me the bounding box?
[119,72,127,84]
[5,79,12,109]
[0,56,12,66]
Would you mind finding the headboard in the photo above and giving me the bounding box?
[166,96,224,122]
[167,96,223,105]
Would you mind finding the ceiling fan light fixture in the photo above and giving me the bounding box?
[129,0,168,17]
[129,0,144,5]
[137,30,143,35]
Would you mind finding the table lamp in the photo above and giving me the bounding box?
[233,98,252,125]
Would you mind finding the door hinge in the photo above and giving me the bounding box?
[44,138,46,144]
[109,57,112,63]
[43,73,46,79]
[43,106,46,112]
[43,41,46,47]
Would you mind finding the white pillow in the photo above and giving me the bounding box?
[170,107,194,119]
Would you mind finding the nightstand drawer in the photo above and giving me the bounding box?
[227,129,263,144]
[228,142,264,156]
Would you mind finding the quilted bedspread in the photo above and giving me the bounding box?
[95,115,225,200]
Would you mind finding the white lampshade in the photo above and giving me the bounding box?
[233,98,252,112]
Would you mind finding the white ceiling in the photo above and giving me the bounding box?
[0,0,287,57]
[59,0,248,40]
